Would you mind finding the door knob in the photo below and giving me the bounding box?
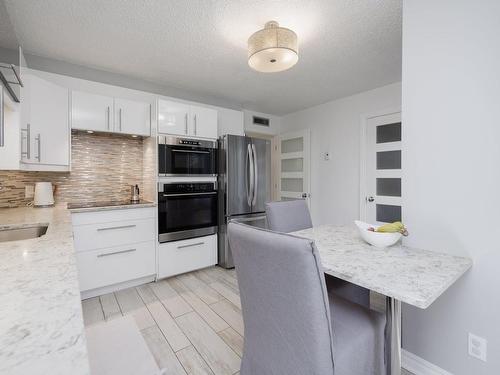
[367,196,375,202]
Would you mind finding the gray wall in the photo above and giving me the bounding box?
[402,1,500,374]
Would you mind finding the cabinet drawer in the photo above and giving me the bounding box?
[73,218,155,252]
[158,235,217,279]
[71,207,155,226]
[76,241,155,292]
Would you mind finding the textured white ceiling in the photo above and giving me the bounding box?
[2,0,402,115]
[0,0,17,49]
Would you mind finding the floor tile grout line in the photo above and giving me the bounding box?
[173,276,231,333]
[136,280,223,375]
[136,284,190,356]
[173,288,244,360]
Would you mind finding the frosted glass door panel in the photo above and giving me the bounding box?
[376,122,401,143]
[281,137,303,153]
[376,204,401,223]
[376,178,401,197]
[281,158,303,172]
[281,178,303,192]
[377,150,401,170]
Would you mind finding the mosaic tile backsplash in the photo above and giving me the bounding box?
[0,132,155,208]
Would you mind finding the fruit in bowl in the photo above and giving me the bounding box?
[354,220,408,248]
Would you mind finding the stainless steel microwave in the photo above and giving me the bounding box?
[158,136,217,177]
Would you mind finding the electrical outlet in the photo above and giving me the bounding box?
[323,152,331,161]
[468,333,487,362]
[25,185,35,199]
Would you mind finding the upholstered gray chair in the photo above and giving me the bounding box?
[265,199,313,233]
[228,222,386,375]
[265,200,371,308]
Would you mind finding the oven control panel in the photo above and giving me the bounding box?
[159,182,216,194]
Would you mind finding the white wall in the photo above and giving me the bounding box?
[244,110,281,135]
[217,107,244,137]
[282,83,401,225]
[402,1,500,374]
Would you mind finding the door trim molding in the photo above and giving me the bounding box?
[359,107,401,221]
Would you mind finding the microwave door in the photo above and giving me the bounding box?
[225,135,253,216]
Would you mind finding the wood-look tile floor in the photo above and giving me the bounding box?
[82,266,414,375]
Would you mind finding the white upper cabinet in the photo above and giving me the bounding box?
[158,99,218,139]
[72,90,113,132]
[21,73,70,170]
[114,98,151,136]
[158,100,190,136]
[72,91,151,136]
[190,105,218,139]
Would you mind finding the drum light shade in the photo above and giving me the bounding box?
[248,21,298,73]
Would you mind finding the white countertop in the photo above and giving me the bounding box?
[67,200,156,213]
[292,224,472,309]
[0,205,90,375]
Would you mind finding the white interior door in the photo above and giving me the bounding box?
[278,129,311,204]
[363,112,402,224]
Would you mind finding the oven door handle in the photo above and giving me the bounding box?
[171,149,210,154]
[162,192,217,197]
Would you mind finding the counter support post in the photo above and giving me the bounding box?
[386,297,402,375]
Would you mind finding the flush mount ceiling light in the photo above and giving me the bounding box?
[248,21,298,73]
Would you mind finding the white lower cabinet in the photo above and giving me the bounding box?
[72,207,156,297]
[76,241,155,292]
[158,234,217,279]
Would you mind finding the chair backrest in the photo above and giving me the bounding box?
[228,222,335,375]
[265,199,313,233]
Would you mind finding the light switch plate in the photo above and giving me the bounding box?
[468,333,487,362]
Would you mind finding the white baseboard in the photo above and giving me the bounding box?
[402,350,453,375]
[81,275,156,300]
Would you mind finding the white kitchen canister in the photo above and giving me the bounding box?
[34,182,55,207]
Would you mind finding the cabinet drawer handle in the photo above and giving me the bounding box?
[21,124,31,158]
[177,241,204,249]
[119,108,122,131]
[35,134,41,162]
[97,224,137,231]
[107,106,110,129]
[97,248,136,257]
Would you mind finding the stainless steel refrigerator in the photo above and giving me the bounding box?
[218,134,271,268]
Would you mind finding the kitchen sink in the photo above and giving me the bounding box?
[0,225,48,243]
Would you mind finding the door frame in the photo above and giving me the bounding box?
[359,107,401,221]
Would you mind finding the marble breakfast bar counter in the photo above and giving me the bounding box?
[292,224,473,308]
[292,224,472,375]
[0,205,90,375]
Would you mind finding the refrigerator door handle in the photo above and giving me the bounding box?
[246,143,254,207]
[251,143,258,206]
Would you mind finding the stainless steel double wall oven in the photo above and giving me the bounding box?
[158,136,218,243]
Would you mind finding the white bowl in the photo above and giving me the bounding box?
[354,220,402,249]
